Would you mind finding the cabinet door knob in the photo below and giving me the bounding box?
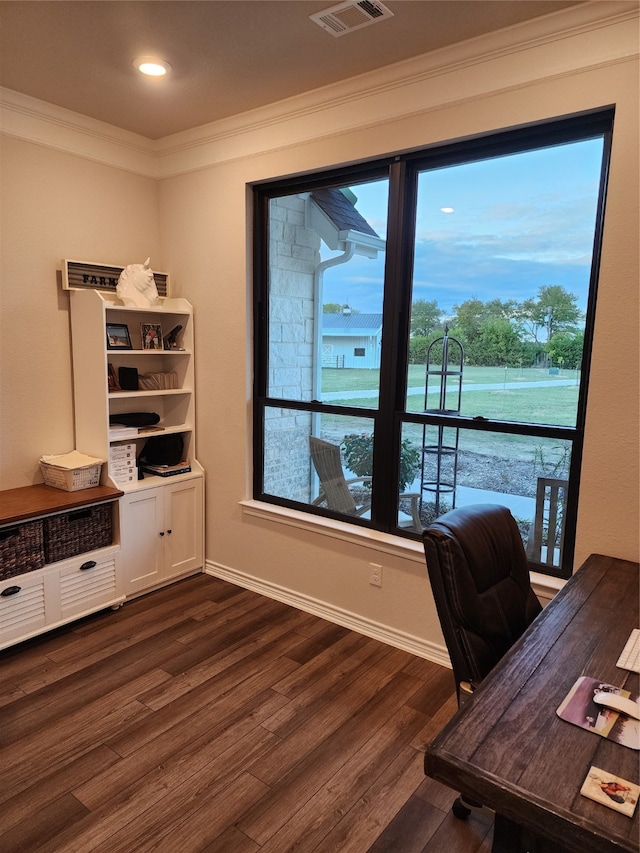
[159,531,165,537]
[1,585,21,597]
[167,529,172,535]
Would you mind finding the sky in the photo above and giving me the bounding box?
[321,137,604,321]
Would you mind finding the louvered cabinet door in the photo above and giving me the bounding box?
[57,550,120,621]
[0,572,47,649]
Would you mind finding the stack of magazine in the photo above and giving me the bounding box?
[140,461,191,477]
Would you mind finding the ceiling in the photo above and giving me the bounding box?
[0,1,584,140]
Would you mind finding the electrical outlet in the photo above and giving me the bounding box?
[369,563,382,587]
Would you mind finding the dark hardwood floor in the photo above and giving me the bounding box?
[0,574,494,852]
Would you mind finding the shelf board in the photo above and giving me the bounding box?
[109,388,192,399]
[109,424,193,443]
[107,349,191,356]
[110,462,203,492]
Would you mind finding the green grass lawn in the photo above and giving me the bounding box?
[321,366,579,426]
[318,365,576,479]
[321,364,579,391]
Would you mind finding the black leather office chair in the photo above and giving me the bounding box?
[423,503,542,818]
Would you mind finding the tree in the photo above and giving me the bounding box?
[408,331,445,364]
[450,297,517,357]
[467,318,523,366]
[451,298,485,347]
[323,303,343,314]
[539,285,581,339]
[546,329,584,370]
[410,299,442,337]
[516,286,581,342]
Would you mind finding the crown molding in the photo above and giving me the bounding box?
[0,87,159,177]
[156,1,638,176]
[1,1,637,179]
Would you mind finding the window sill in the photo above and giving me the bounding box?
[240,500,567,603]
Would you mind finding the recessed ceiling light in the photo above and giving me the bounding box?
[134,57,171,77]
[440,207,455,213]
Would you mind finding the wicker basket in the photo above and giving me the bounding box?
[44,504,112,563]
[0,520,46,580]
[40,453,103,492]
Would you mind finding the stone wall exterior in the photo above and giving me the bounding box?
[263,195,319,503]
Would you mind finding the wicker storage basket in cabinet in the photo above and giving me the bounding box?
[44,504,112,563]
[0,520,46,580]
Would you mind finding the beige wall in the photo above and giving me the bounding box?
[0,137,161,488]
[1,4,638,657]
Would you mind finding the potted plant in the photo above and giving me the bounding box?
[341,433,420,492]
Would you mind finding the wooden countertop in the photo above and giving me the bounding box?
[0,484,123,527]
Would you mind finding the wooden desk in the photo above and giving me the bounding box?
[425,554,640,853]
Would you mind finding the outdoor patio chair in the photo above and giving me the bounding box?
[422,503,542,818]
[309,436,421,531]
[526,477,567,568]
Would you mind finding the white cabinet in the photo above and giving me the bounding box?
[120,477,204,596]
[69,287,205,596]
[0,545,122,651]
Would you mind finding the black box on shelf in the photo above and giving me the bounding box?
[0,520,46,580]
[44,503,112,564]
[118,366,139,391]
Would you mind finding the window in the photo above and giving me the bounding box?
[253,111,613,577]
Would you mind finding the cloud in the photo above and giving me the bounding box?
[321,138,602,316]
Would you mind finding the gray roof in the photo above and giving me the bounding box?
[323,313,382,335]
[310,188,380,238]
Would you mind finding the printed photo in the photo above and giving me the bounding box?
[141,323,163,350]
[106,323,132,349]
[581,766,639,817]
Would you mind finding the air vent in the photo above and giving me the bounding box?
[310,0,394,38]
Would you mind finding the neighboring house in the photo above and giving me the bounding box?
[307,187,386,371]
[322,312,383,369]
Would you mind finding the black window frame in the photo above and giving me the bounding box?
[253,108,614,579]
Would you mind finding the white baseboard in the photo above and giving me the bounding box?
[205,559,451,670]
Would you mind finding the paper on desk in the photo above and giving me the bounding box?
[557,676,639,750]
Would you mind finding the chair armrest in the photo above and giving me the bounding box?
[399,492,422,531]
[312,479,372,516]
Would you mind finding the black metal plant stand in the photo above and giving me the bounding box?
[420,327,464,516]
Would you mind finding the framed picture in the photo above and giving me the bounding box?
[107,362,120,391]
[141,323,163,350]
[106,322,132,349]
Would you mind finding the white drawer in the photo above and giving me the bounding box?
[0,572,47,647]
[58,553,118,620]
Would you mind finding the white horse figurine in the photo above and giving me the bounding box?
[116,257,159,308]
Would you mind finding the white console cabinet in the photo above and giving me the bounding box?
[120,477,203,596]
[69,287,204,596]
[0,484,123,651]
[0,546,121,650]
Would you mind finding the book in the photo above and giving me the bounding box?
[109,425,139,441]
[557,676,640,750]
[140,462,191,477]
[580,766,639,817]
[138,425,166,435]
